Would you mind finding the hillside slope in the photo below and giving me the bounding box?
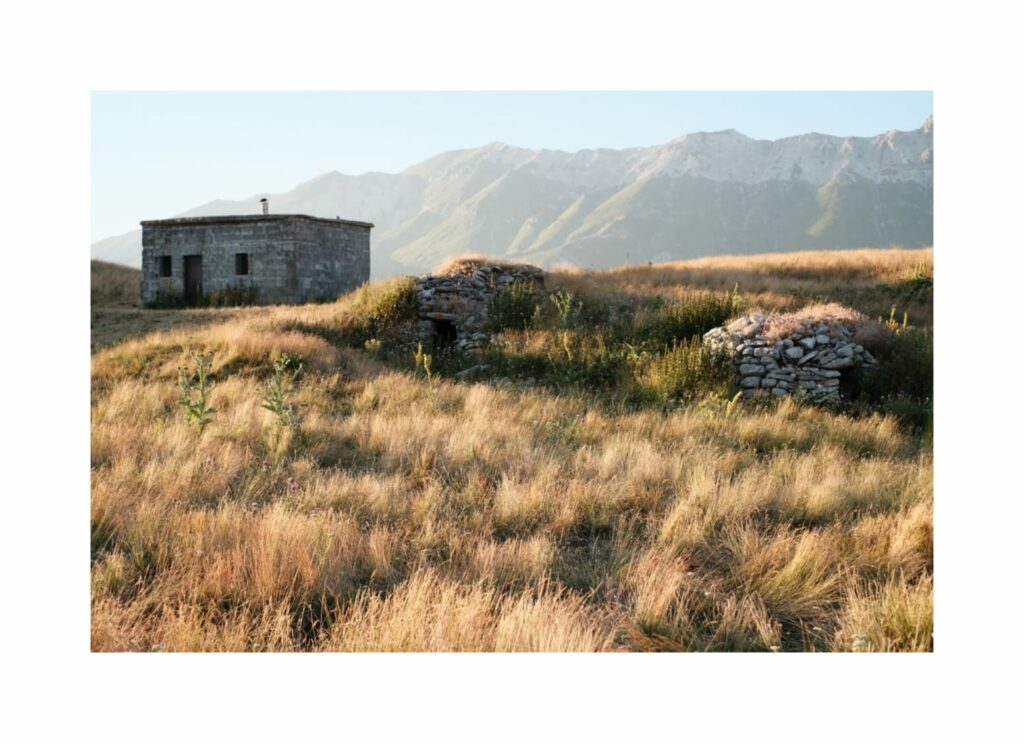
[91,259,140,307]
[91,248,933,652]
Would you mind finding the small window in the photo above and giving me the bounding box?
[235,253,250,276]
[158,256,172,277]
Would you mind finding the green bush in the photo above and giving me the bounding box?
[852,326,932,403]
[641,337,734,402]
[488,279,541,331]
[878,395,932,432]
[341,277,419,346]
[635,290,741,346]
[478,331,628,392]
[574,294,614,329]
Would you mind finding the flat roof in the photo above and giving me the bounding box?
[140,214,374,229]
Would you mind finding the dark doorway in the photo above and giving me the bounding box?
[431,319,457,350]
[183,255,203,304]
[839,371,857,401]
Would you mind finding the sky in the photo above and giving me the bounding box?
[91,91,933,242]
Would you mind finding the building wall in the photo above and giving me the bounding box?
[290,219,371,303]
[140,217,370,305]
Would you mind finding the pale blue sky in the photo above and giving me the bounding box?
[91,91,933,241]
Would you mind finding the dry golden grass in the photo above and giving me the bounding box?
[554,247,932,291]
[550,247,933,328]
[433,253,540,276]
[91,307,261,352]
[760,302,868,336]
[90,248,932,652]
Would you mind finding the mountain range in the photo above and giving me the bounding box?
[91,116,933,276]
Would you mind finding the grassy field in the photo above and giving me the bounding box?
[91,261,259,352]
[90,248,933,651]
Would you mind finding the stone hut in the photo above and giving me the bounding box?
[703,305,879,401]
[141,203,372,306]
[414,260,544,352]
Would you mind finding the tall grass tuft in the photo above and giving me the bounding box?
[642,337,733,401]
[636,290,741,346]
[334,276,419,346]
[852,306,932,427]
[488,279,541,331]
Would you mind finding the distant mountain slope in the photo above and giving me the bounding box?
[93,117,933,276]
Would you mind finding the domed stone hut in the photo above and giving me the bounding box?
[414,258,545,352]
[703,304,880,401]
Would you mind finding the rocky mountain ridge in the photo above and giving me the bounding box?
[92,118,933,276]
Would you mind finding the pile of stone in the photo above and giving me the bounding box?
[415,260,544,351]
[703,308,879,401]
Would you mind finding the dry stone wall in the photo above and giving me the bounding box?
[415,261,544,351]
[703,310,878,401]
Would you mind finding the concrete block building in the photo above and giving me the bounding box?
[140,203,372,306]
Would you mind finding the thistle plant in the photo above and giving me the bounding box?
[550,289,577,329]
[262,353,303,454]
[550,290,579,362]
[177,351,216,434]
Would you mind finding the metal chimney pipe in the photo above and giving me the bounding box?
[260,198,269,216]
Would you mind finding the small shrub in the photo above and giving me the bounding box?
[642,337,733,402]
[853,325,932,403]
[341,277,419,346]
[488,280,541,331]
[635,290,739,345]
[177,351,216,434]
[876,395,932,432]
[574,294,614,328]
